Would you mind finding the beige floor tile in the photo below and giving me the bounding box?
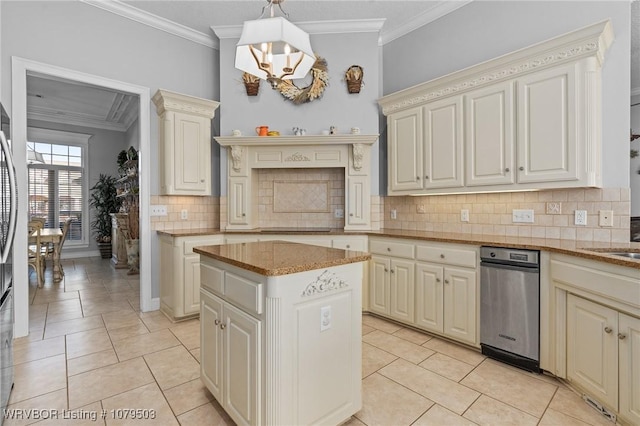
[176,402,232,426]
[66,282,105,292]
[190,348,201,363]
[463,395,538,426]
[36,401,105,426]
[460,359,557,417]
[32,290,79,305]
[3,389,67,426]
[101,310,145,331]
[548,387,613,426]
[66,328,114,359]
[363,330,434,364]
[79,288,112,301]
[13,329,44,346]
[138,311,174,332]
[169,320,200,350]
[107,323,150,342]
[419,352,475,382]
[392,327,432,345]
[379,358,480,415]
[46,309,85,324]
[9,354,67,404]
[102,382,177,425]
[12,336,65,365]
[162,378,215,416]
[362,315,403,334]
[68,348,120,376]
[144,346,200,390]
[355,373,434,426]
[44,315,105,339]
[539,408,593,426]
[362,324,375,335]
[68,357,154,409]
[422,337,485,366]
[413,404,478,426]
[47,298,82,314]
[362,342,397,378]
[112,329,180,361]
[82,300,135,317]
[341,416,366,426]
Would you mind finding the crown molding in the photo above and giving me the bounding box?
[212,19,386,40]
[80,0,217,49]
[379,19,614,115]
[28,106,130,133]
[380,0,472,45]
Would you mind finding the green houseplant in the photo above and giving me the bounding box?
[89,174,121,259]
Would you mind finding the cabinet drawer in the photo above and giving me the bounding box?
[225,272,263,315]
[332,239,366,251]
[369,239,415,259]
[201,263,224,296]
[184,237,223,254]
[415,244,476,268]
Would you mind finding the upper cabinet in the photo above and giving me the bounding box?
[379,20,613,196]
[152,89,220,196]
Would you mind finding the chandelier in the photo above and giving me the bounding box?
[235,0,315,88]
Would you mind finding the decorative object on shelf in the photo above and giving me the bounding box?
[344,65,364,94]
[242,72,260,96]
[267,130,280,136]
[275,56,328,105]
[632,128,639,159]
[117,150,128,175]
[122,198,139,275]
[127,146,138,161]
[292,127,306,136]
[89,174,122,259]
[235,0,315,87]
[232,129,242,137]
[351,127,360,135]
[330,126,337,135]
[256,125,269,136]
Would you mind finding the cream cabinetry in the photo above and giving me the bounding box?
[619,313,640,425]
[152,89,219,196]
[159,234,224,321]
[380,21,612,195]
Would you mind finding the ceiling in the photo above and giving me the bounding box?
[29,0,640,132]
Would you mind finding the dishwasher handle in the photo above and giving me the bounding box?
[481,261,539,274]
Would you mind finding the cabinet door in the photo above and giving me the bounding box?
[183,254,201,315]
[389,259,415,323]
[346,176,370,227]
[619,313,640,425]
[517,63,578,184]
[223,302,261,426]
[200,289,224,402]
[443,267,477,345]
[566,294,618,409]
[423,96,464,189]
[465,81,515,186]
[173,112,211,194]
[369,256,390,315]
[228,177,250,225]
[415,263,443,334]
[388,107,423,193]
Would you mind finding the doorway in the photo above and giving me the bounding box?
[11,57,152,337]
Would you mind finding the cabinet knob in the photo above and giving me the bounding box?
[346,245,350,248]
[440,254,445,259]
[444,279,450,284]
[349,213,354,217]
[387,247,391,252]
[519,166,524,171]
[390,269,395,274]
[505,168,510,172]
[384,268,388,272]
[214,319,220,325]
[220,323,226,330]
[436,278,441,283]
[201,179,205,182]
[425,175,429,180]
[242,213,246,217]
[618,333,627,340]
[604,326,612,334]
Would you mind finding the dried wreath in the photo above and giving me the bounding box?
[274,56,328,105]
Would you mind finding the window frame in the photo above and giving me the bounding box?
[27,127,91,248]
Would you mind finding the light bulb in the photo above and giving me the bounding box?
[261,43,268,53]
[284,44,291,55]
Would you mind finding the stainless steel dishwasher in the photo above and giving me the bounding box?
[480,246,540,373]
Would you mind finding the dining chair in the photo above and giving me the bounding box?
[28,219,46,288]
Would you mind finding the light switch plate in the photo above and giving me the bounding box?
[320,306,331,332]
[512,209,534,223]
[334,208,344,218]
[460,209,469,222]
[150,205,167,216]
[181,209,188,220]
[390,209,397,220]
[575,210,587,226]
[599,210,613,227]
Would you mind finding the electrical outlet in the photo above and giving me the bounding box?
[575,210,587,226]
[461,209,469,222]
[416,204,426,214]
[181,209,188,220]
[546,202,562,214]
[390,209,397,220]
[599,210,613,227]
[334,208,344,218]
[150,205,167,216]
[512,209,534,223]
[320,306,331,332]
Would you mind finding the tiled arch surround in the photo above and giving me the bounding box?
[216,135,380,231]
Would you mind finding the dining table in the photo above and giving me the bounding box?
[30,227,64,283]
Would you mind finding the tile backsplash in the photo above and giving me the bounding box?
[150,195,220,231]
[382,188,631,243]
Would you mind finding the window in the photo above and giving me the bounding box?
[27,128,90,248]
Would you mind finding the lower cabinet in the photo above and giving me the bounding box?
[200,288,261,425]
[566,294,640,424]
[369,255,414,323]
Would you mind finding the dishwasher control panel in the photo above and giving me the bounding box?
[480,247,539,266]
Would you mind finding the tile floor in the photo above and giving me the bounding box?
[10,257,612,425]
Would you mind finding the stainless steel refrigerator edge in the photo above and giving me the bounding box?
[0,103,17,421]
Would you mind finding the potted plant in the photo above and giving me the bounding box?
[89,174,121,259]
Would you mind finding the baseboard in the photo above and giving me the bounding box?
[60,250,100,259]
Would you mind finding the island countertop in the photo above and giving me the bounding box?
[193,240,372,276]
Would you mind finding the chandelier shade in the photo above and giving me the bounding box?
[235,16,315,82]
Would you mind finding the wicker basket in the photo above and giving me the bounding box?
[347,80,362,94]
[345,65,363,94]
[244,81,259,96]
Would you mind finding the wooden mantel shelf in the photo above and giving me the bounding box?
[215,134,379,147]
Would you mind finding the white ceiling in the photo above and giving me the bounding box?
[29,0,640,131]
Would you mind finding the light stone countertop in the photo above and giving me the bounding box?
[159,228,640,270]
[193,240,372,276]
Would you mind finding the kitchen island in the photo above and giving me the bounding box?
[194,240,371,426]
